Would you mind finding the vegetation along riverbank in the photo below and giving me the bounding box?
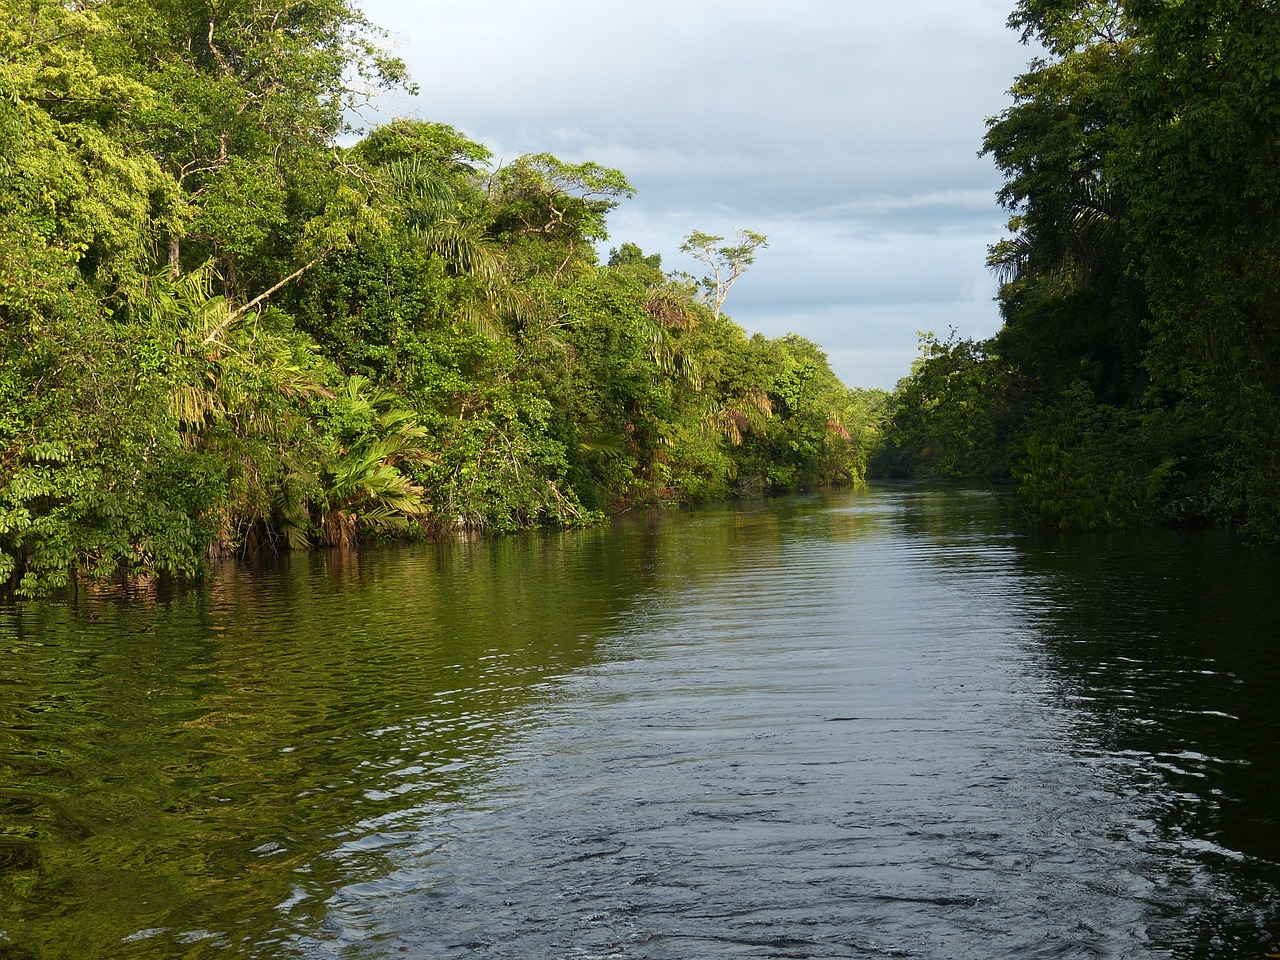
[4,0,1278,598]
[0,0,882,597]
[878,3,1280,541]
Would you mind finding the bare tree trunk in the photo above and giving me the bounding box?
[168,235,181,279]
[222,253,237,298]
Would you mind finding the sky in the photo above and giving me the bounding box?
[356,0,1036,390]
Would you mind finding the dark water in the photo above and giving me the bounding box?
[1,487,1278,959]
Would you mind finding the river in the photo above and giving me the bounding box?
[1,486,1277,959]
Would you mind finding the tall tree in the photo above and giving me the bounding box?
[1119,0,1280,532]
[679,229,768,321]
[968,0,1280,533]
[983,2,1147,406]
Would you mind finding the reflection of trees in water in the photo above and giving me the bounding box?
[0,528,670,959]
[9,498,863,958]
[880,482,1016,544]
[7,488,1276,959]
[1011,529,1280,958]
[678,486,1280,959]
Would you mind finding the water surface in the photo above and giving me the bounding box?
[1,487,1277,958]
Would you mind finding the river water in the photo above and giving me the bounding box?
[1,486,1277,959]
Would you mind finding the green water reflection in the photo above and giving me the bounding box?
[0,526,680,959]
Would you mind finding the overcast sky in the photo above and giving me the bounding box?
[357,0,1034,389]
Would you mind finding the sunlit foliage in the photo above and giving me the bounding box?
[0,2,868,596]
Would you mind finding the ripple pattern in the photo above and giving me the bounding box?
[2,488,1278,959]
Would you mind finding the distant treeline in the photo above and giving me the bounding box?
[0,0,881,597]
[875,1,1280,540]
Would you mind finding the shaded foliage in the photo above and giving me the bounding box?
[876,333,1019,481]
[884,0,1280,540]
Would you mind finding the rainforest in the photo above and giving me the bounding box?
[5,0,1280,599]
[0,0,884,597]
[879,1,1280,540]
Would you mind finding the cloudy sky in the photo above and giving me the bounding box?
[358,0,1035,389]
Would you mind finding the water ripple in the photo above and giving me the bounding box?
[2,489,1279,959]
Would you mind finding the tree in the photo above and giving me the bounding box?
[679,229,768,320]
[488,154,634,279]
[966,0,1280,534]
[99,0,410,289]
[982,3,1147,408]
[0,0,215,595]
[0,0,868,596]
[875,332,1016,480]
[608,242,662,272]
[1117,0,1280,535]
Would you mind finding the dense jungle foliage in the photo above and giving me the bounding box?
[878,0,1280,539]
[0,0,877,597]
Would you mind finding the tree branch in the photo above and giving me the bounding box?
[203,248,332,344]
